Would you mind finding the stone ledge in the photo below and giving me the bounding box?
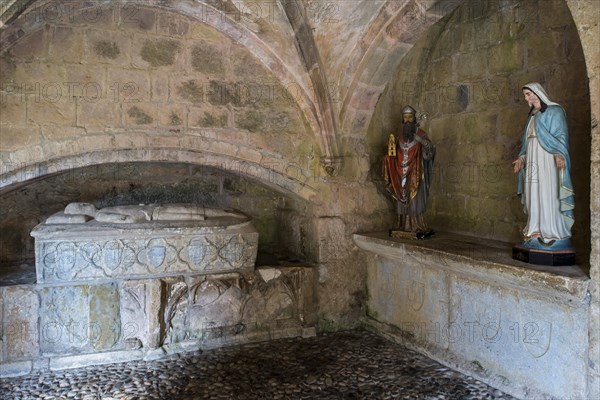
[49,349,144,371]
[0,360,32,377]
[356,231,591,399]
[353,232,590,305]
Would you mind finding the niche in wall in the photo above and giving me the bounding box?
[0,161,314,278]
[367,0,591,271]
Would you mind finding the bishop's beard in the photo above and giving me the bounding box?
[403,121,417,142]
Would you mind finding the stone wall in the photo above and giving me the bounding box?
[0,3,317,176]
[368,0,591,266]
[356,232,590,399]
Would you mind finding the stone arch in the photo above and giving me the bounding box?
[338,0,461,136]
[0,148,321,203]
[0,1,323,201]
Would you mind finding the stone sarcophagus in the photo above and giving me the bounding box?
[31,203,259,283]
[0,203,316,377]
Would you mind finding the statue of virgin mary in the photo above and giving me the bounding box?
[512,82,574,251]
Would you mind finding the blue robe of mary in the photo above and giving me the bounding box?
[517,105,575,240]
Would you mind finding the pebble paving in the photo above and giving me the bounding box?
[1,330,515,400]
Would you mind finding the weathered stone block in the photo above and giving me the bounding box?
[106,69,151,103]
[63,4,115,27]
[120,279,162,349]
[27,96,76,126]
[41,126,86,141]
[187,275,244,340]
[189,107,229,129]
[0,292,3,363]
[526,34,564,69]
[119,6,155,31]
[0,93,27,124]
[366,254,450,350]
[449,278,588,399]
[9,27,49,61]
[2,287,40,360]
[40,139,80,161]
[150,73,170,102]
[77,100,121,130]
[49,349,142,371]
[592,163,600,213]
[8,62,67,90]
[190,21,226,42]
[3,287,39,360]
[454,111,499,143]
[0,124,42,151]
[231,49,270,81]
[112,132,149,149]
[157,13,190,37]
[77,133,114,152]
[186,266,315,342]
[455,52,486,81]
[62,65,107,97]
[40,285,89,355]
[315,217,350,262]
[0,360,33,377]
[487,41,524,73]
[161,277,188,344]
[89,284,120,351]
[49,27,85,63]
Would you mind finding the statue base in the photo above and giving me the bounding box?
[512,244,576,266]
[389,229,435,240]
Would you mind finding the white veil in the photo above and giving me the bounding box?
[522,82,560,107]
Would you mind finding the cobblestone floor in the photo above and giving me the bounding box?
[1,330,515,400]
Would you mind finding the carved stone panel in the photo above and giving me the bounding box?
[32,205,259,283]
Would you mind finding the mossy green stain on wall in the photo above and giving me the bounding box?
[207,80,242,107]
[191,43,226,75]
[94,40,120,59]
[177,80,204,103]
[127,106,153,125]
[169,112,182,125]
[237,109,262,132]
[200,112,227,128]
[140,39,180,67]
